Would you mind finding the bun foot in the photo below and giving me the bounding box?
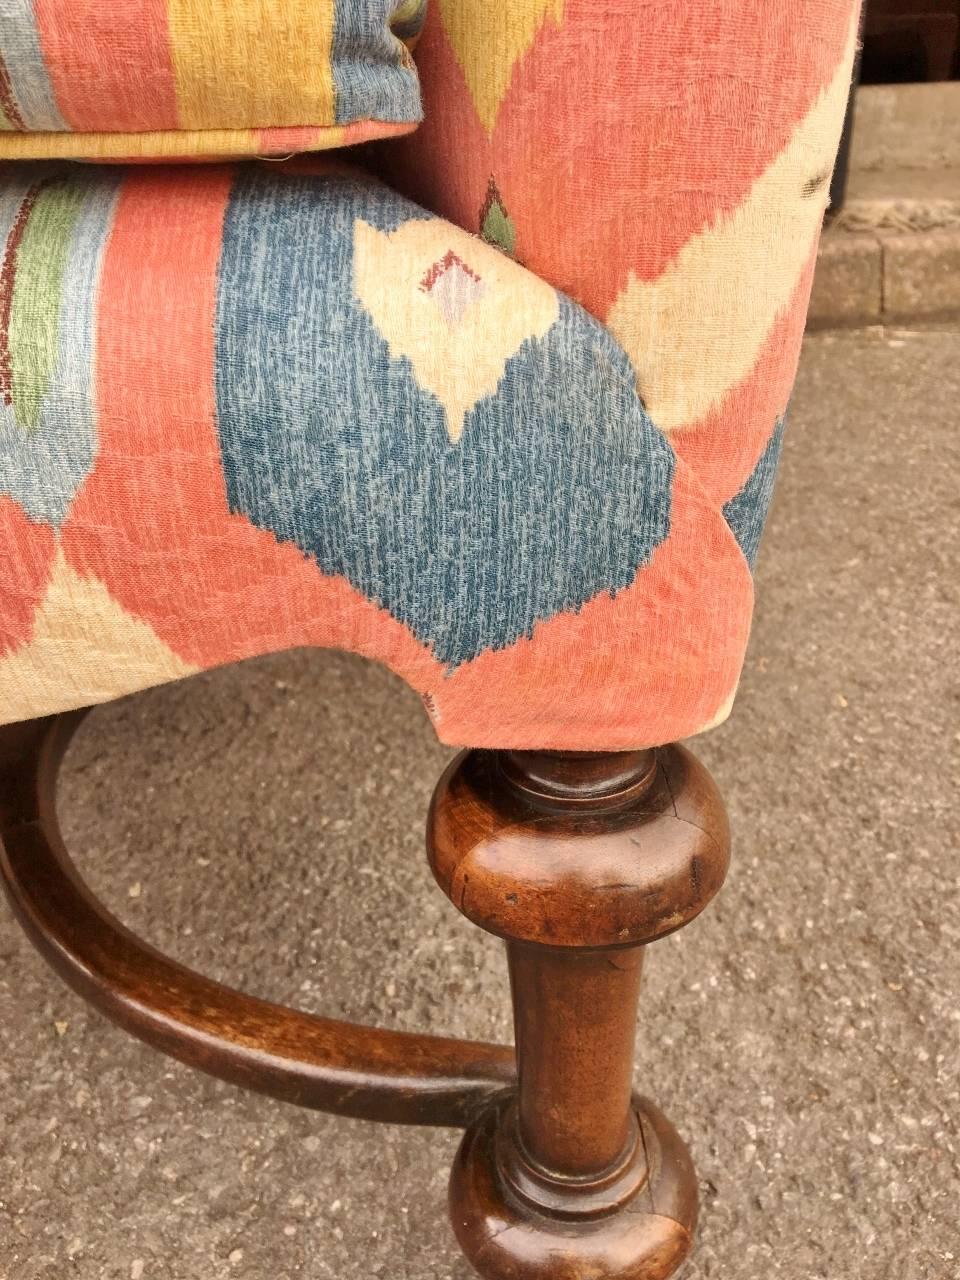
[450,1095,696,1280]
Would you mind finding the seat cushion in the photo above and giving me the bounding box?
[0,0,425,161]
[0,160,765,749]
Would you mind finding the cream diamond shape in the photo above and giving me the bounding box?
[353,218,559,443]
[421,251,487,327]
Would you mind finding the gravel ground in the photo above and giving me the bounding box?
[1,328,958,1280]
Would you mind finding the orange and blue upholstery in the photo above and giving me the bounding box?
[0,1,860,749]
[0,0,426,158]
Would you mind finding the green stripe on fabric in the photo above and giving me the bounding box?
[9,180,85,430]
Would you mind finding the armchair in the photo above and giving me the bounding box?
[0,2,860,1276]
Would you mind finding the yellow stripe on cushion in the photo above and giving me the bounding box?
[167,0,336,131]
[0,124,357,161]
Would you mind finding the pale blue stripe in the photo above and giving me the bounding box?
[0,0,68,131]
[332,0,424,126]
[0,171,122,526]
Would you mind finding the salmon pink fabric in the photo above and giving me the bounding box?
[0,3,860,749]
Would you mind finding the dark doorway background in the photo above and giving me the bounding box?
[861,1,960,82]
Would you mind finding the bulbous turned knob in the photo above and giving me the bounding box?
[449,1094,700,1280]
[427,744,730,949]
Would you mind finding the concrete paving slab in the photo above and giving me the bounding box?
[811,226,960,328]
[1,330,959,1279]
[811,82,960,329]
[851,83,960,173]
[884,232,960,321]
[810,231,883,327]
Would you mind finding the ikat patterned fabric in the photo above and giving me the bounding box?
[386,3,863,600]
[0,1,860,750]
[0,0,425,160]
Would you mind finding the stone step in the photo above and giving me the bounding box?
[810,83,960,328]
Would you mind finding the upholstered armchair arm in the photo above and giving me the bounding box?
[390,0,861,530]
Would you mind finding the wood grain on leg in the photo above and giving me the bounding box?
[428,746,730,1280]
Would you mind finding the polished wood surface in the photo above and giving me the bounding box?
[428,745,730,1280]
[451,1095,697,1280]
[2,714,731,1277]
[0,713,514,1128]
[509,942,643,1178]
[428,746,729,949]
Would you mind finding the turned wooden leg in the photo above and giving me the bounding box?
[428,746,729,1280]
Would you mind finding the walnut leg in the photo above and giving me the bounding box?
[427,746,730,1280]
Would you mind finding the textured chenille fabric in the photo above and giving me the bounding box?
[0,3,860,750]
[0,0,425,160]
[2,160,738,746]
[385,0,862,608]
